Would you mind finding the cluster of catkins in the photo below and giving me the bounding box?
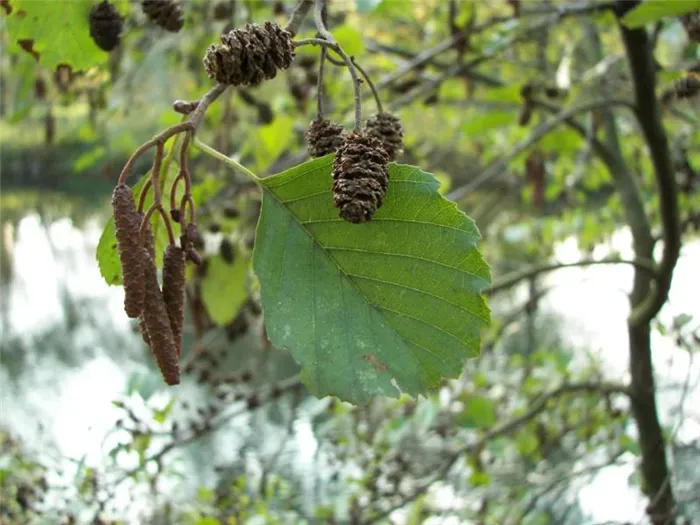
[89,0,183,52]
[305,113,405,224]
[112,184,198,385]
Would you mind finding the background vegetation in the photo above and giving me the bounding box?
[1,1,699,524]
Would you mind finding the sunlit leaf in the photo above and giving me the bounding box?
[201,255,249,325]
[4,0,109,70]
[253,156,491,404]
[621,1,700,28]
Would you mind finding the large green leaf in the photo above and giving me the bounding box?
[3,0,110,71]
[253,156,491,404]
[621,0,700,28]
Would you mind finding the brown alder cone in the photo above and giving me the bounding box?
[305,119,346,158]
[332,132,390,224]
[203,22,294,86]
[365,113,404,161]
[112,184,147,318]
[162,244,186,359]
[142,224,180,386]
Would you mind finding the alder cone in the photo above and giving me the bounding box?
[332,132,390,224]
[306,119,346,158]
[162,245,186,359]
[142,240,180,386]
[681,12,700,42]
[675,76,700,100]
[112,184,147,318]
[89,1,123,52]
[142,0,184,33]
[203,22,294,86]
[365,113,404,161]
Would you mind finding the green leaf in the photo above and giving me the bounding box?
[332,25,365,57]
[619,434,641,456]
[458,395,496,429]
[461,111,513,135]
[621,0,700,28]
[4,0,109,71]
[253,157,491,404]
[252,115,295,172]
[468,471,491,486]
[201,255,249,325]
[195,518,221,525]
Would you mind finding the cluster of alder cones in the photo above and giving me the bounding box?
[89,0,184,52]
[202,21,405,224]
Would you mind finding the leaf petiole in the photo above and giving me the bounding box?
[192,138,262,184]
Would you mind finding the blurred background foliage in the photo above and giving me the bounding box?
[1,0,699,524]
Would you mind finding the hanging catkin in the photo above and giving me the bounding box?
[162,244,186,359]
[112,184,147,318]
[142,225,180,385]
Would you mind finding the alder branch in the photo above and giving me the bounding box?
[486,257,657,295]
[447,98,633,201]
[285,0,313,35]
[376,2,615,92]
[362,381,630,525]
[621,25,681,328]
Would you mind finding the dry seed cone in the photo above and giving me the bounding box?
[142,0,184,33]
[162,245,186,359]
[332,132,390,224]
[365,113,404,161]
[203,21,294,86]
[306,119,346,158]
[681,12,700,42]
[112,184,147,318]
[89,1,123,52]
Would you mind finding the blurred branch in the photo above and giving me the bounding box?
[376,2,615,92]
[285,0,313,35]
[362,381,630,525]
[447,98,633,201]
[620,25,681,328]
[486,257,657,295]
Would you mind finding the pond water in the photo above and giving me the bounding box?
[1,211,698,524]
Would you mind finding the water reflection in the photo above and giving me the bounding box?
[1,210,698,523]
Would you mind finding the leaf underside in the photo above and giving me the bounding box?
[253,156,491,405]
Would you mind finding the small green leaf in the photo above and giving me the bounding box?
[619,434,641,456]
[252,115,295,171]
[195,518,221,525]
[461,111,513,135]
[4,0,110,70]
[621,0,700,28]
[153,398,176,424]
[468,471,491,486]
[253,157,491,404]
[201,255,249,325]
[332,25,365,57]
[458,395,496,429]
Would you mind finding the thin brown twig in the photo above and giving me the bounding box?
[317,45,327,119]
[312,0,363,131]
[117,122,193,185]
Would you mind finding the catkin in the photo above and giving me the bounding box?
[142,225,180,385]
[162,245,186,359]
[112,184,147,318]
